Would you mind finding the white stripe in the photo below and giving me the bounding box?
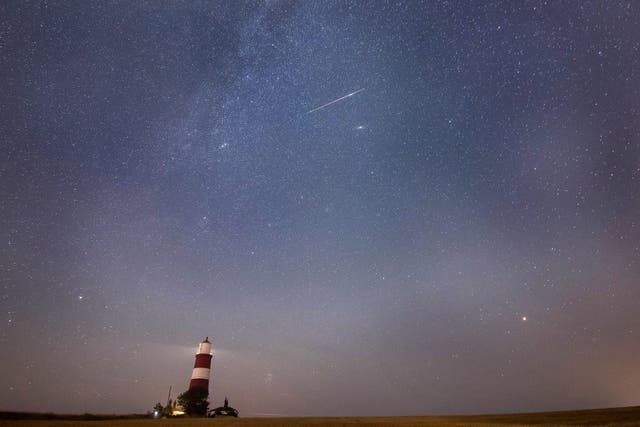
[191,367,210,380]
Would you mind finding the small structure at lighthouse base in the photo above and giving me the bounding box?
[209,397,239,418]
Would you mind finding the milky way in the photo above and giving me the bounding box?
[1,0,640,417]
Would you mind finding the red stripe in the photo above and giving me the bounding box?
[189,378,209,390]
[193,354,212,368]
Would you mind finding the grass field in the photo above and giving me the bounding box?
[1,406,639,427]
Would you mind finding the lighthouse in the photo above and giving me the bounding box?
[189,337,213,392]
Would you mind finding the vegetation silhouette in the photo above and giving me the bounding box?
[176,388,209,417]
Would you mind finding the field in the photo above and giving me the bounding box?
[1,406,639,427]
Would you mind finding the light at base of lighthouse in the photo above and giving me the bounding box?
[189,337,213,392]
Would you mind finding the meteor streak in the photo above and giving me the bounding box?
[307,88,365,114]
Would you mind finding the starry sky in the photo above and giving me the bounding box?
[2,0,640,417]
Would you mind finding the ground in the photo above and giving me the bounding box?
[1,406,640,427]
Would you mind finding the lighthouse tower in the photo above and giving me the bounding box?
[189,337,213,392]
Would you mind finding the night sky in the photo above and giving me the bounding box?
[2,0,640,417]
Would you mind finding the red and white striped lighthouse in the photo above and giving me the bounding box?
[189,337,213,392]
